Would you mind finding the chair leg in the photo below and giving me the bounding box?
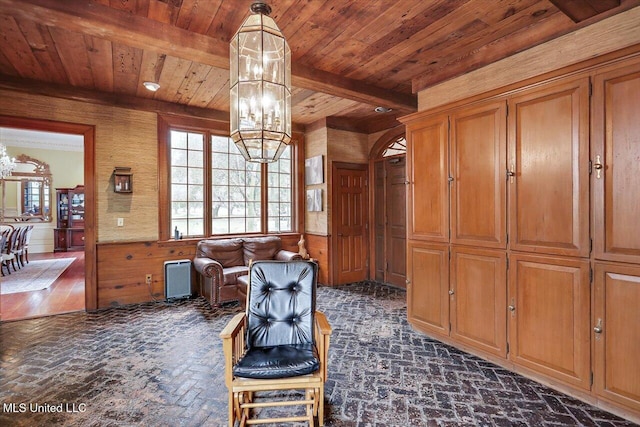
[318,385,325,426]
[229,391,236,427]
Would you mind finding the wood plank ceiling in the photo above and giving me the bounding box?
[0,0,638,133]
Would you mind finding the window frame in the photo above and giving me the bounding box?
[158,114,303,241]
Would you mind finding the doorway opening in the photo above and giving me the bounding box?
[0,126,86,321]
[371,132,407,288]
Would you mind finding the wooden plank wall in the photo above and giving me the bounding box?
[96,234,304,308]
[306,233,330,285]
[96,241,196,307]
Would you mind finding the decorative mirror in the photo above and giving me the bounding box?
[0,154,52,222]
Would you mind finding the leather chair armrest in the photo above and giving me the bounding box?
[275,249,303,261]
[193,257,223,278]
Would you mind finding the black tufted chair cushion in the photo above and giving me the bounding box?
[233,260,319,379]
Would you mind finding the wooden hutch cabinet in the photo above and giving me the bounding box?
[54,185,85,252]
[401,54,640,422]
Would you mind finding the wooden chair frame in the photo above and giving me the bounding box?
[220,310,332,426]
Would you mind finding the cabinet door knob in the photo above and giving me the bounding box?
[508,305,516,312]
[594,318,603,334]
[448,289,454,295]
[507,164,515,183]
[593,155,603,179]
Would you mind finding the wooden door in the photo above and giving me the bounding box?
[594,262,640,412]
[385,157,406,288]
[508,253,590,390]
[593,61,640,264]
[450,100,507,249]
[407,241,449,337]
[508,77,590,257]
[450,246,507,358]
[332,162,368,284]
[406,114,449,242]
[373,160,385,282]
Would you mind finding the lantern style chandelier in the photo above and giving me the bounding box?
[230,2,291,163]
[0,143,16,179]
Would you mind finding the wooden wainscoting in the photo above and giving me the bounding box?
[96,240,197,308]
[96,234,308,308]
[306,233,330,285]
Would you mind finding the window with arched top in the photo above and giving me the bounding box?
[381,136,406,158]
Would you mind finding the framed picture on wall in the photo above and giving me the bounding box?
[306,189,322,212]
[305,155,323,185]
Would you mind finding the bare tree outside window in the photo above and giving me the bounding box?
[168,130,293,238]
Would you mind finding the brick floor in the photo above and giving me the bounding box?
[0,282,637,426]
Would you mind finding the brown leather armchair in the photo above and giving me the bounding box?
[193,236,302,308]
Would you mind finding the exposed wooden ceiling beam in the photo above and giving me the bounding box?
[548,0,621,23]
[0,74,230,124]
[0,0,416,112]
[0,74,309,132]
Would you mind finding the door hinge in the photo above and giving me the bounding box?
[506,104,509,116]
[506,233,509,244]
[590,267,593,283]
[590,372,594,386]
[590,238,593,254]
[386,261,389,272]
[506,256,510,270]
[506,342,510,354]
[589,81,593,97]
[589,160,593,175]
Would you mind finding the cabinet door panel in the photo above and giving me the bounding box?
[406,115,449,242]
[451,101,507,248]
[451,246,507,358]
[593,62,640,263]
[594,263,640,412]
[407,241,449,337]
[508,253,590,389]
[508,78,590,257]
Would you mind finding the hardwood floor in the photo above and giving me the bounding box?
[0,251,85,321]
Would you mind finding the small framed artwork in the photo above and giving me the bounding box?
[113,167,133,193]
[306,189,322,212]
[305,155,324,185]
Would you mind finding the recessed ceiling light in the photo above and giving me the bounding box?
[143,81,160,92]
[374,106,392,113]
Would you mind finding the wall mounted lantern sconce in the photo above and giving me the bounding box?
[113,167,133,193]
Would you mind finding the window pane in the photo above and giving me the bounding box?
[171,130,187,149]
[211,135,263,235]
[169,130,205,238]
[172,167,187,184]
[212,218,229,234]
[189,168,204,185]
[212,135,230,152]
[171,149,187,166]
[169,128,294,237]
[267,145,293,232]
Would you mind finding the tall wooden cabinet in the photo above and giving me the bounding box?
[591,60,640,414]
[54,185,85,252]
[402,55,640,422]
[508,78,590,257]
